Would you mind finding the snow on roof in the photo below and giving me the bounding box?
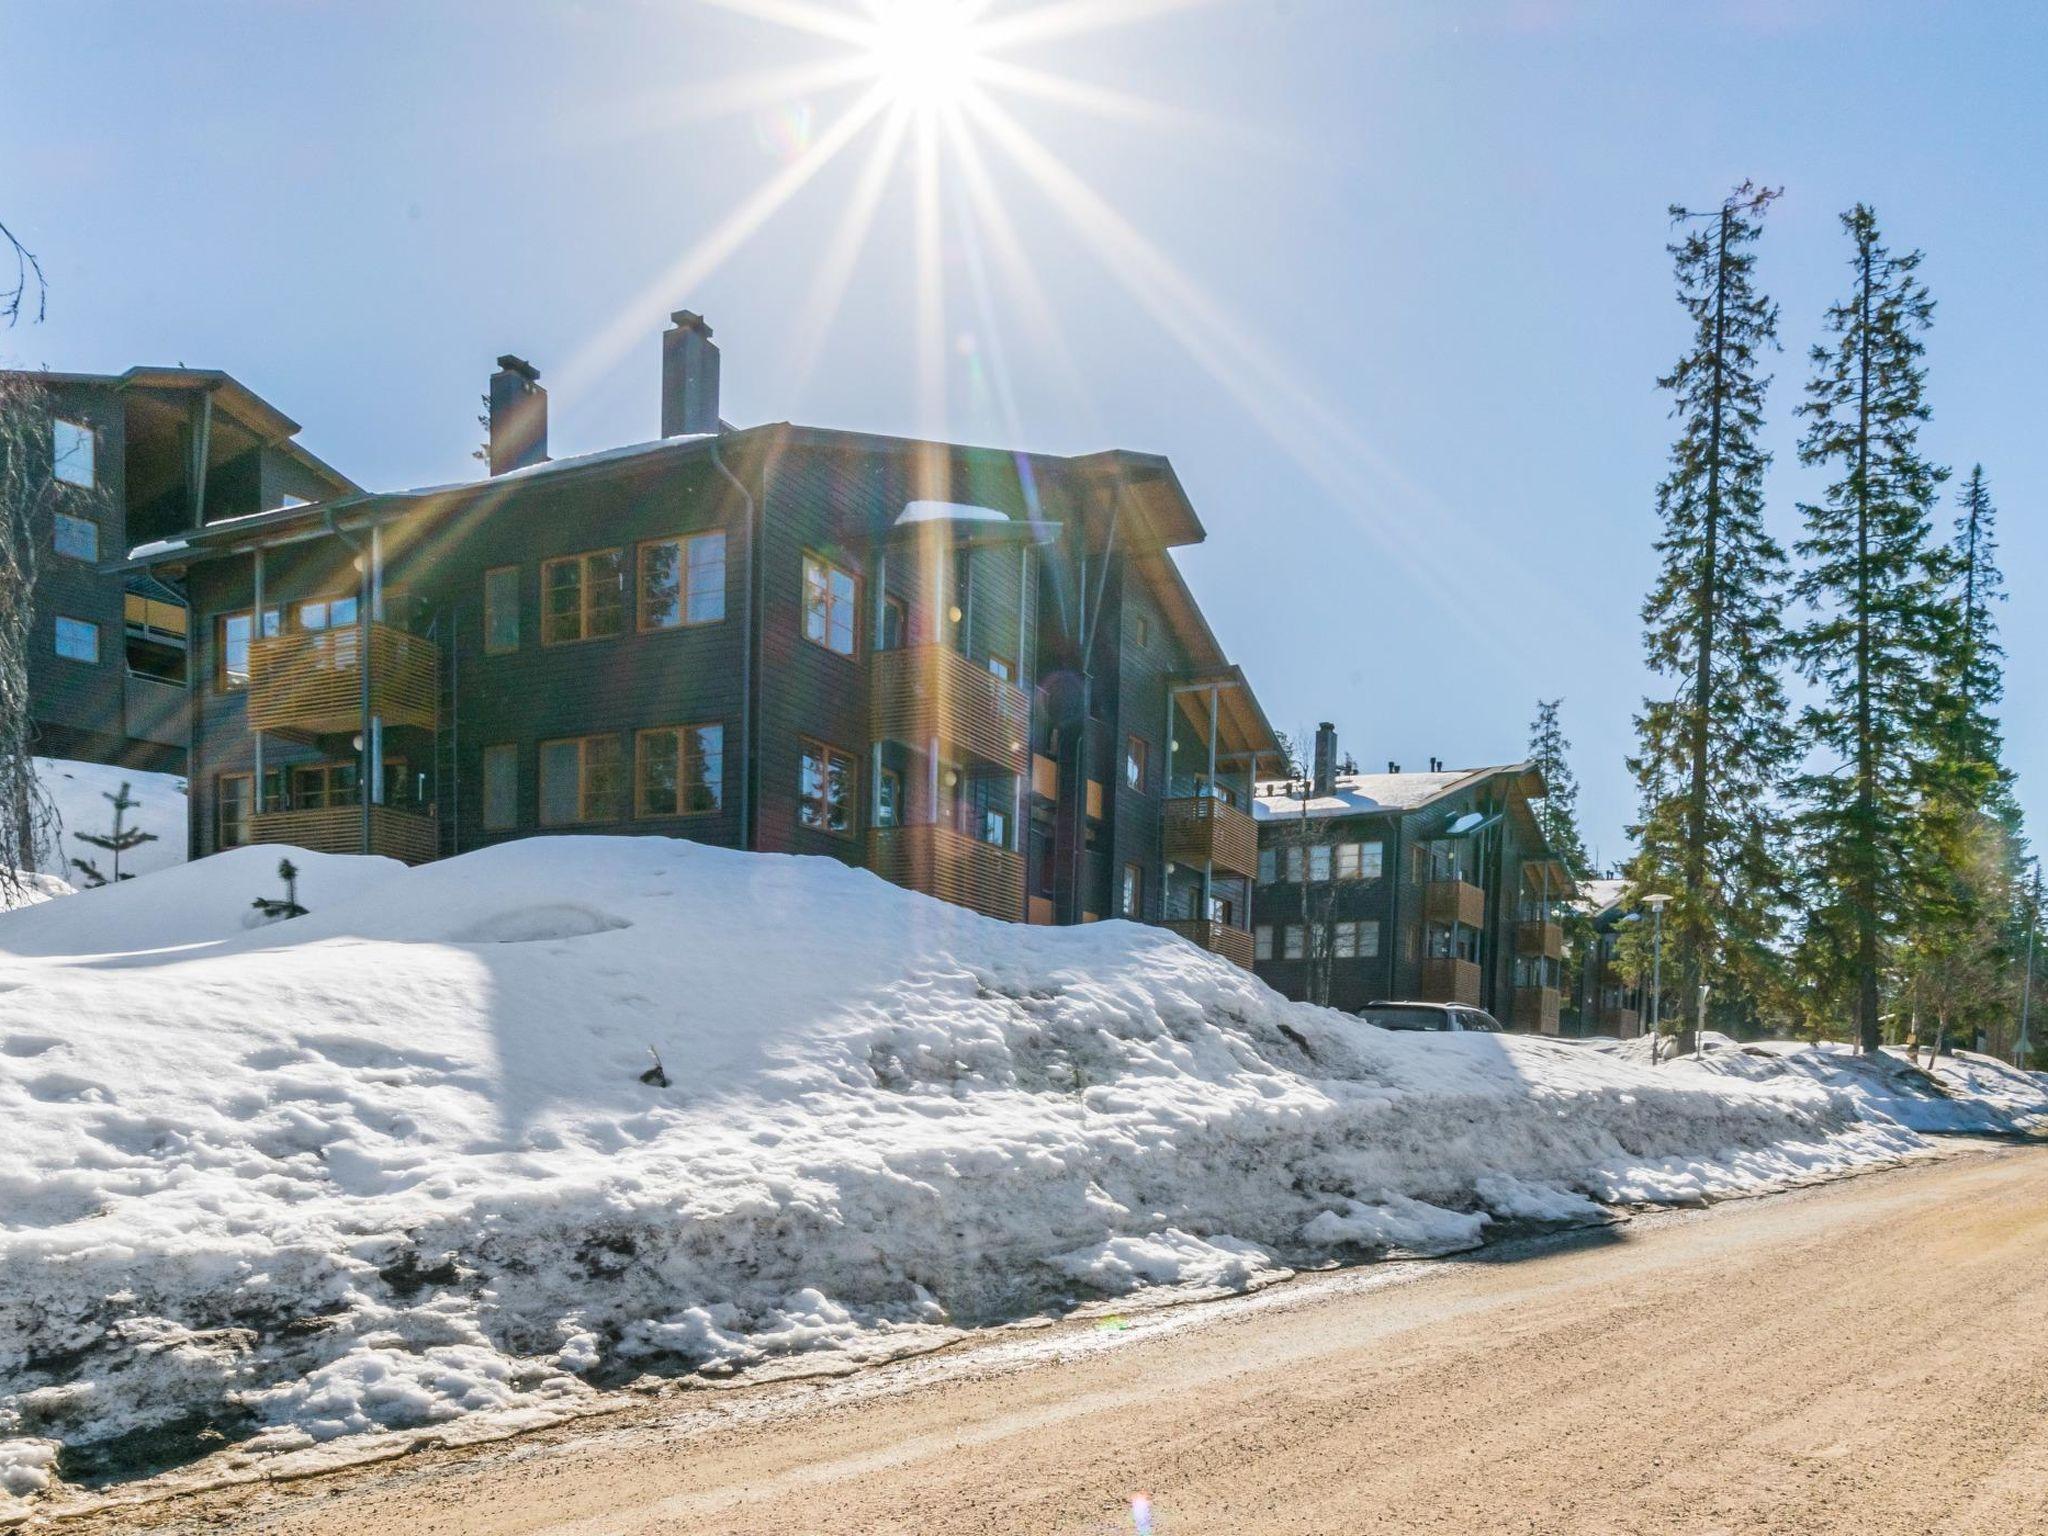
[895,499,1011,526]
[403,433,716,496]
[125,535,189,561]
[1575,878,1630,917]
[1252,767,1503,822]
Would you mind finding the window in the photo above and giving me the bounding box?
[1358,920,1381,958]
[484,566,520,654]
[987,654,1016,683]
[880,594,908,651]
[802,553,858,656]
[639,531,726,630]
[798,740,856,835]
[1360,841,1384,880]
[1208,893,1235,927]
[1309,844,1333,882]
[539,734,624,825]
[983,803,1011,849]
[1283,846,1304,883]
[52,512,97,562]
[53,616,99,663]
[217,774,253,848]
[1258,847,1277,884]
[1283,924,1305,960]
[1125,735,1148,793]
[483,744,517,831]
[1332,921,1359,959]
[216,608,281,690]
[1133,614,1150,648]
[52,418,94,488]
[636,724,724,816]
[1121,862,1144,918]
[541,549,626,645]
[1254,924,1274,961]
[290,762,360,811]
[877,767,902,828]
[295,595,358,632]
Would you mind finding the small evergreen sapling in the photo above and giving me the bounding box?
[252,857,309,922]
[69,780,157,887]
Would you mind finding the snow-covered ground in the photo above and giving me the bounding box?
[5,759,189,908]
[0,836,2030,1508]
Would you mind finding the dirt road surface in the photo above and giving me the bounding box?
[42,1144,2048,1535]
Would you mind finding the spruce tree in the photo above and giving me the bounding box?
[1627,181,1796,1033]
[69,780,157,886]
[1526,698,1588,873]
[1790,204,1949,1053]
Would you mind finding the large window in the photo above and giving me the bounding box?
[52,418,94,488]
[289,762,360,810]
[801,553,858,656]
[639,531,725,630]
[1258,847,1277,884]
[52,512,97,562]
[215,608,281,690]
[539,734,624,825]
[217,774,253,848]
[541,549,627,645]
[798,740,856,835]
[1121,862,1144,918]
[484,566,520,654]
[1333,840,1385,881]
[1254,924,1274,961]
[53,616,99,663]
[1125,735,1148,793]
[483,744,517,830]
[876,767,902,828]
[1283,924,1305,960]
[636,724,724,816]
[1309,844,1333,882]
[295,595,358,631]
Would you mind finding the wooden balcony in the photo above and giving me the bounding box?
[1161,795,1258,880]
[870,645,1030,772]
[1418,956,1482,1006]
[1516,919,1564,960]
[123,672,187,749]
[1513,986,1562,1034]
[1596,1006,1641,1037]
[248,622,440,737]
[1160,918,1256,971]
[868,823,1024,921]
[249,804,438,865]
[1423,878,1486,929]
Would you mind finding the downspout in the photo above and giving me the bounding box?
[191,390,214,529]
[709,439,756,849]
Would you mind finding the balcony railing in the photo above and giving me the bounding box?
[1515,919,1564,960]
[1418,955,1482,1006]
[1595,1006,1641,1037]
[1159,918,1256,971]
[870,645,1030,772]
[868,822,1024,921]
[249,804,438,865]
[123,672,188,749]
[1160,795,1258,880]
[248,622,440,737]
[1422,878,1486,929]
[1513,985,1562,1034]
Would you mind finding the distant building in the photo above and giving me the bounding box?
[129,315,1280,954]
[5,367,356,771]
[1251,724,1576,1027]
[1570,877,1645,1038]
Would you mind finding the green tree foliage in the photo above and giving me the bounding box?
[70,781,158,887]
[1527,698,1588,873]
[1627,181,1796,1035]
[1790,204,1949,1053]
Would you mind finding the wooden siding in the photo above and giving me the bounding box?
[1515,919,1564,960]
[1422,878,1486,929]
[1418,955,1482,1006]
[1160,917,1255,971]
[1514,985,1562,1034]
[1160,794,1258,880]
[250,804,438,864]
[248,623,439,735]
[870,644,1030,771]
[869,823,1023,920]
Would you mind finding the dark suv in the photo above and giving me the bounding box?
[1359,1001,1506,1034]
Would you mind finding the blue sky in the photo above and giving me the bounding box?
[6,0,2043,868]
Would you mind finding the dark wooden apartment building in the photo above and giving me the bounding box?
[1251,725,1577,1028]
[5,366,356,772]
[1570,877,1647,1038]
[129,314,1280,957]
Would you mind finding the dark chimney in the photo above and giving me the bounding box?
[1313,722,1337,799]
[488,355,547,476]
[1388,760,1397,774]
[662,310,721,437]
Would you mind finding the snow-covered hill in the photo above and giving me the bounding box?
[4,759,189,909]
[0,836,1980,1504]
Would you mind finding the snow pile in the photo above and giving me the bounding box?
[1663,1039,2048,1135]
[34,757,188,881]
[0,837,1950,1499]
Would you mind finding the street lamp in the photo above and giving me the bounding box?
[1641,893,1673,1065]
[2018,861,2041,1068]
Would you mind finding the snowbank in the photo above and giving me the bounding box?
[33,757,188,883]
[1662,1038,2048,1135]
[0,837,1966,1503]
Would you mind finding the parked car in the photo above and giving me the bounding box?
[1359,1001,1507,1034]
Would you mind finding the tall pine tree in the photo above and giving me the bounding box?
[1791,204,1949,1053]
[1526,698,1588,873]
[1628,181,1796,1035]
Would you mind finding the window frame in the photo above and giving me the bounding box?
[633,722,725,819]
[1258,847,1277,884]
[1254,924,1274,961]
[51,511,98,562]
[1121,861,1144,919]
[1125,734,1148,793]
[537,733,625,825]
[214,607,281,692]
[876,766,903,827]
[51,417,95,488]
[482,742,518,831]
[1283,924,1305,961]
[483,565,521,655]
[217,773,254,848]
[637,530,727,633]
[797,737,858,838]
[800,552,861,660]
[294,593,359,633]
[52,615,100,664]
[540,547,627,647]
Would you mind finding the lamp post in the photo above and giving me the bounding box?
[1642,893,1673,1065]
[2018,861,2040,1068]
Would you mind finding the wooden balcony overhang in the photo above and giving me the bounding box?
[249,804,437,865]
[868,823,1023,921]
[1161,794,1259,880]
[1513,985,1562,1035]
[870,645,1031,774]
[1515,919,1564,960]
[1422,878,1487,929]
[1159,917,1255,971]
[1418,955,1482,1006]
[248,622,439,737]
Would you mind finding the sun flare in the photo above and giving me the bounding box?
[865,0,986,113]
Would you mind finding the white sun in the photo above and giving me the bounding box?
[865,0,985,112]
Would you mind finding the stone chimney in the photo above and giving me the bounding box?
[488,355,547,476]
[662,310,721,437]
[1313,722,1337,799]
